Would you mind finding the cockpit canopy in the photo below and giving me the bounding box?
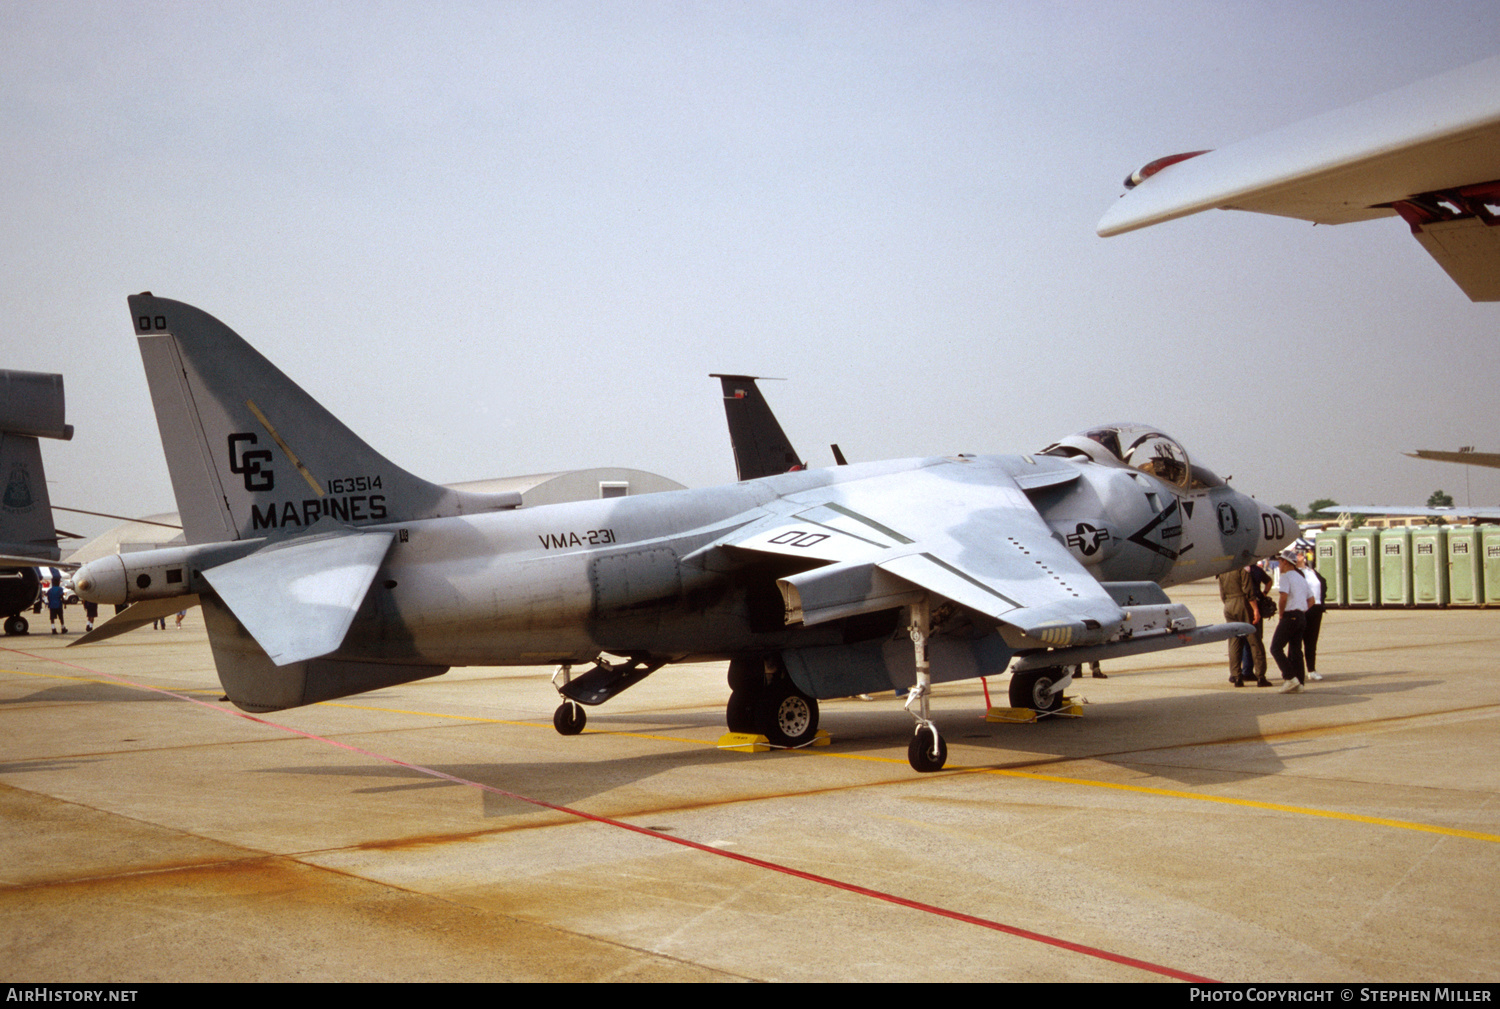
[1039,423,1225,490]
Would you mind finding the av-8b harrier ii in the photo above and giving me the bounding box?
[74,294,1295,771]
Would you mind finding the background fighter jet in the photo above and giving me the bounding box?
[0,371,74,635]
[711,374,806,481]
[74,294,1296,771]
[1099,55,1500,301]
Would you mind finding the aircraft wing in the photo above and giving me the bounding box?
[717,460,1127,648]
[1321,506,1500,520]
[1098,55,1500,301]
[1408,449,1500,469]
[0,553,71,568]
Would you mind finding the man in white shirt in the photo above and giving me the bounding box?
[1271,550,1311,693]
[1298,551,1327,680]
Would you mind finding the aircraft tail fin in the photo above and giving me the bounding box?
[0,371,71,564]
[129,294,520,544]
[711,374,804,481]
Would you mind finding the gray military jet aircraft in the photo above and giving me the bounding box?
[74,294,1296,771]
[0,370,74,635]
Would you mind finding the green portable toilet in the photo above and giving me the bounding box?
[1484,527,1500,606]
[1448,526,1483,606]
[1346,528,1381,606]
[1380,528,1414,606]
[1411,526,1448,606]
[1315,529,1347,607]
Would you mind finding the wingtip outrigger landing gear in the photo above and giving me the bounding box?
[553,697,586,735]
[549,655,667,735]
[550,664,586,734]
[904,598,947,772]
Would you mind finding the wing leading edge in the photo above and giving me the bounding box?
[1099,55,1500,301]
[719,458,1129,649]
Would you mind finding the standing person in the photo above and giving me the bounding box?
[83,600,98,633]
[1300,551,1327,681]
[1271,550,1311,692]
[1219,562,1271,687]
[46,570,66,635]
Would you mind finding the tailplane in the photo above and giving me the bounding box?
[130,294,519,544]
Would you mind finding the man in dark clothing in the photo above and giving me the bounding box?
[1219,562,1271,687]
[46,577,66,635]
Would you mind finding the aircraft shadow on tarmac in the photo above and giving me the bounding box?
[0,681,191,705]
[250,666,1436,816]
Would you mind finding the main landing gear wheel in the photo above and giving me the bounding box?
[4,615,27,636]
[553,700,586,735]
[907,726,947,772]
[757,680,819,748]
[1009,667,1064,714]
[725,690,757,734]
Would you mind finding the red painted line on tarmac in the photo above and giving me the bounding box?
[4,648,1215,982]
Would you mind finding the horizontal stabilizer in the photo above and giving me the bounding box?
[201,531,395,666]
[68,595,201,646]
[0,371,71,440]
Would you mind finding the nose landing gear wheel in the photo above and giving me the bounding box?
[4,615,27,636]
[907,726,947,772]
[553,700,586,735]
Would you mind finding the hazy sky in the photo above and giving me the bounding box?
[4,1,1498,542]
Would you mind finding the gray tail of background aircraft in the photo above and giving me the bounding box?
[0,370,72,635]
[711,374,805,480]
[76,293,1295,771]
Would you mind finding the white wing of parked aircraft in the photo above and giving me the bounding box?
[1098,55,1500,301]
[1407,449,1500,469]
[1322,505,1500,521]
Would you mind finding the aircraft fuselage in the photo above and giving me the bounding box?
[82,452,1287,669]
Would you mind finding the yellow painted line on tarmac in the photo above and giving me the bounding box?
[0,666,106,685]
[968,766,1500,843]
[9,666,1495,847]
[323,698,1500,845]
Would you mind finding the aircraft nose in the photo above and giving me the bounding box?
[1260,503,1299,554]
[73,556,128,605]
